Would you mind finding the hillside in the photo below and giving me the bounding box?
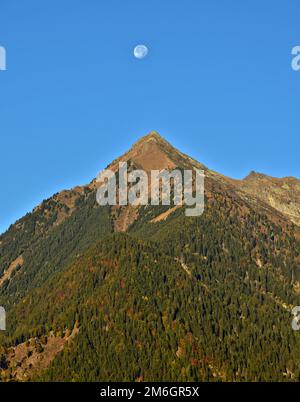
[236,171,300,226]
[0,132,300,382]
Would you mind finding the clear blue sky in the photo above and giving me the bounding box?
[0,0,300,234]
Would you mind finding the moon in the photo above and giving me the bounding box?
[134,45,148,59]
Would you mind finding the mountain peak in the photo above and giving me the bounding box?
[131,131,171,150]
[139,131,162,141]
[109,132,206,172]
[244,171,267,181]
[239,170,300,226]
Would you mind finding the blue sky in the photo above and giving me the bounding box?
[0,0,300,234]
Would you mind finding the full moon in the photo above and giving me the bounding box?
[134,45,148,59]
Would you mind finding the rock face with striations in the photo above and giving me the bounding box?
[236,171,300,226]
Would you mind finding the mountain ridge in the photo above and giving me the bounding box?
[92,132,300,230]
[1,132,300,381]
[3,131,298,237]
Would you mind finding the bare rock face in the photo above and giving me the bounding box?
[107,131,206,173]
[236,172,300,226]
[93,131,208,231]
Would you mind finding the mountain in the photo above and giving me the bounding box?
[0,132,300,382]
[236,171,300,227]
